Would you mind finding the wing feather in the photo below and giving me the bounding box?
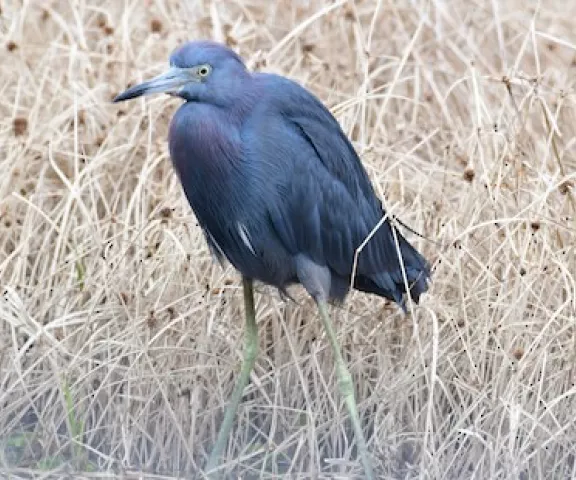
[251,74,430,301]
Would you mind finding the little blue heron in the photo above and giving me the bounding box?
[114,40,430,478]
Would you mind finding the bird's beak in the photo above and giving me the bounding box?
[113,66,194,103]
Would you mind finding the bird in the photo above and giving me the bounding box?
[113,40,430,479]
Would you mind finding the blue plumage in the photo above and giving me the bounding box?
[161,41,430,308]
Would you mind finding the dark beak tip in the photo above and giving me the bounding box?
[112,92,130,103]
[111,85,145,104]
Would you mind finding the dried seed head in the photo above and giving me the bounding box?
[463,166,475,182]
[159,207,173,219]
[559,181,572,195]
[96,14,107,29]
[13,117,27,136]
[150,18,163,33]
[344,5,356,21]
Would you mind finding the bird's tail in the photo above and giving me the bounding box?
[354,231,430,311]
[396,233,430,303]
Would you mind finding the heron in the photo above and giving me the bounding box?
[113,40,430,478]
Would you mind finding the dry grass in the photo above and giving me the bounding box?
[1,0,576,478]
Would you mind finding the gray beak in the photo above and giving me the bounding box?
[113,66,194,103]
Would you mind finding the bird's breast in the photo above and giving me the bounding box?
[168,102,261,232]
[169,104,244,193]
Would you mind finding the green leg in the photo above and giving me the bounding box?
[206,277,258,476]
[317,300,374,480]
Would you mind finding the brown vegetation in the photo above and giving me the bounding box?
[1,1,575,478]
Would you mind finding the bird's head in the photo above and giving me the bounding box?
[113,40,249,106]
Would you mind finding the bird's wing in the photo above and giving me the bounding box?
[265,76,379,209]
[255,75,428,292]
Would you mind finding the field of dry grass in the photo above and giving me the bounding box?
[1,0,576,478]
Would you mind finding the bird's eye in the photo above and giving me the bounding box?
[197,65,212,77]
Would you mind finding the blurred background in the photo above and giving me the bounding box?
[1,0,575,478]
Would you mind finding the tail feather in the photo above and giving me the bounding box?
[354,234,430,311]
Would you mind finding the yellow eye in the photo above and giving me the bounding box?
[197,65,211,77]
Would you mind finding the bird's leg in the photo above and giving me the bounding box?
[206,277,258,475]
[316,300,374,480]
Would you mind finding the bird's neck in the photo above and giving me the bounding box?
[222,74,259,119]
